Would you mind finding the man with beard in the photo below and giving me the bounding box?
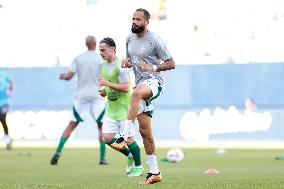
[112,8,175,184]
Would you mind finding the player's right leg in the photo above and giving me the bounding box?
[51,100,86,165]
[102,116,133,174]
[137,113,162,184]
[133,79,162,184]
[91,100,108,165]
[0,105,12,150]
[104,134,134,174]
[112,85,152,150]
[127,136,143,177]
[50,120,78,165]
[98,123,108,165]
[111,119,136,150]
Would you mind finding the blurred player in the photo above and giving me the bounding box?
[0,70,14,150]
[118,8,175,184]
[50,35,108,165]
[98,37,143,177]
[245,97,257,113]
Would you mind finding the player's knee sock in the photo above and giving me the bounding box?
[128,141,141,166]
[99,141,106,160]
[147,154,160,174]
[107,138,130,157]
[56,136,68,154]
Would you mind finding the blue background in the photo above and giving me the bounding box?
[2,63,284,141]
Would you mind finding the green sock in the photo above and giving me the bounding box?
[107,138,130,157]
[56,136,68,154]
[128,141,141,166]
[99,141,106,160]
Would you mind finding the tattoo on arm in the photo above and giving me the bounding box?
[148,137,154,143]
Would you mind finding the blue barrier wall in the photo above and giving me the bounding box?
[4,67,75,110]
[3,63,284,110]
[2,63,284,141]
[157,63,284,109]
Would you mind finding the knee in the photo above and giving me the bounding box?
[103,135,113,144]
[132,90,142,100]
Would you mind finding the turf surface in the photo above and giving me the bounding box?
[0,148,284,189]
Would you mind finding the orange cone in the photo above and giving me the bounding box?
[204,168,220,174]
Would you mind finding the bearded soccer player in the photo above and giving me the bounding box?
[114,8,175,184]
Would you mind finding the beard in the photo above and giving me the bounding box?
[131,24,145,33]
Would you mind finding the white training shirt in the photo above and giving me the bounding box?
[126,31,172,85]
[69,50,104,101]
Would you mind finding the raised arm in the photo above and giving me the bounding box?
[138,58,175,72]
[154,58,175,72]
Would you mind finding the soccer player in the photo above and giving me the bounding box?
[50,35,108,165]
[118,8,175,184]
[0,70,14,150]
[98,37,143,177]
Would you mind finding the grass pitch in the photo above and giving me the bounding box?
[0,148,284,189]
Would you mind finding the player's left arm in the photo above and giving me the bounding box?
[154,36,175,72]
[138,58,175,72]
[155,58,175,72]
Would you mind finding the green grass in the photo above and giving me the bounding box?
[0,148,284,189]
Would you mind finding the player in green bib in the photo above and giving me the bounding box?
[98,37,143,177]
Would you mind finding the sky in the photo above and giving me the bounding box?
[0,0,284,67]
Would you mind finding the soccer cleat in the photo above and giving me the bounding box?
[128,167,144,177]
[139,172,162,185]
[50,154,60,165]
[111,141,127,150]
[99,159,109,165]
[126,157,134,174]
[111,137,127,150]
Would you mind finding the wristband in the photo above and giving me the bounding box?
[153,65,157,72]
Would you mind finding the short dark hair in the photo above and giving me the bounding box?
[100,37,116,49]
[136,8,150,20]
